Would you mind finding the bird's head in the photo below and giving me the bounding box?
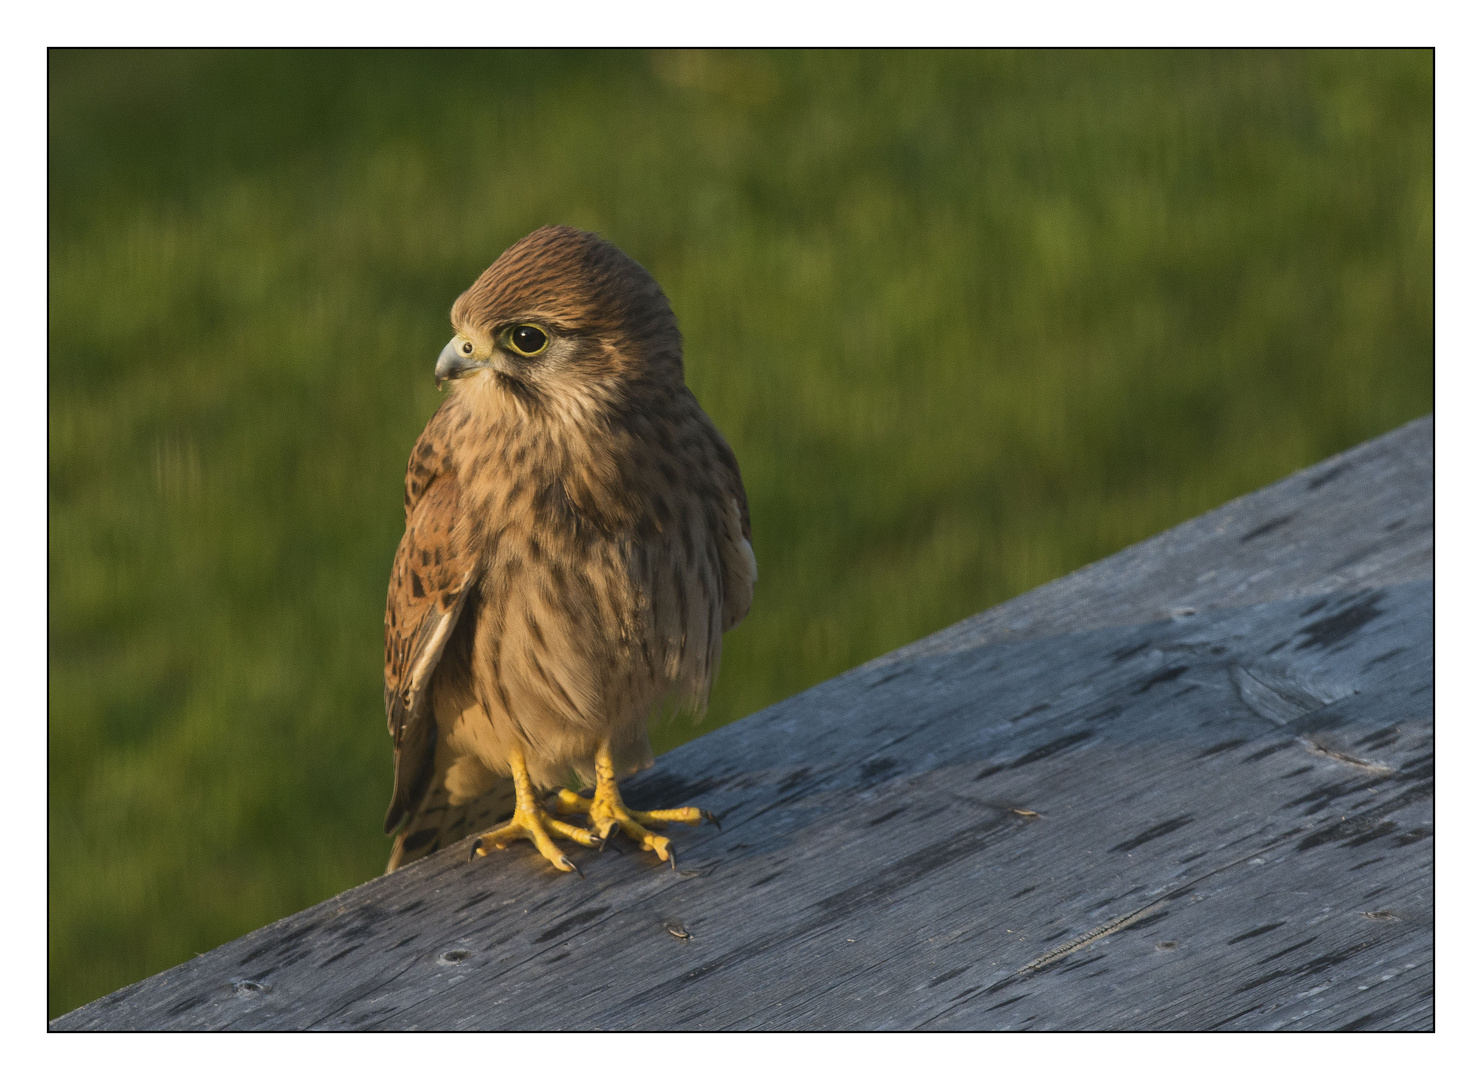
[435,226,683,417]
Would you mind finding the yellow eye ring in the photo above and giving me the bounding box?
[507,324,549,357]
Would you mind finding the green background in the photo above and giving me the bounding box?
[48,49,1433,1019]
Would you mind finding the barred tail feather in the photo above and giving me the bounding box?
[386,775,517,873]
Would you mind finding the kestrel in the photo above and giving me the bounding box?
[382,226,755,874]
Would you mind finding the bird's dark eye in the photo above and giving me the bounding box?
[461,341,473,355]
[508,324,549,356]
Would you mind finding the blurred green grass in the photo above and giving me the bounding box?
[47,48,1432,1019]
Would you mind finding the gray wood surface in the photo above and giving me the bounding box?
[54,415,1433,1031]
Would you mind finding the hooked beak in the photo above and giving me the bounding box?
[435,337,486,385]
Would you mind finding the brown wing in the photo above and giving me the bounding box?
[382,405,479,838]
[708,423,756,632]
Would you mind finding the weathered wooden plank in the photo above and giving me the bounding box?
[53,415,1433,1031]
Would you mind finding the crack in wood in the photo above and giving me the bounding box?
[1016,901,1170,975]
[1298,737,1394,775]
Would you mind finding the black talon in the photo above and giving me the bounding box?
[701,809,722,833]
[563,857,585,879]
[469,839,484,861]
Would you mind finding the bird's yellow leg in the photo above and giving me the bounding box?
[472,745,598,873]
[554,738,716,865]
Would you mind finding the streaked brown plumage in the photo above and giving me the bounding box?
[383,226,755,873]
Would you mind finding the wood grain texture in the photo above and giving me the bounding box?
[53,415,1433,1031]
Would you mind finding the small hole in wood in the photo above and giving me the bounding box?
[438,949,472,964]
[1155,941,1178,952]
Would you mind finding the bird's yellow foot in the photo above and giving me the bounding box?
[554,739,717,866]
[472,746,597,873]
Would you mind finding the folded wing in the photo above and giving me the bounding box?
[382,408,480,842]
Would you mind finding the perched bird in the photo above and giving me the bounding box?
[382,226,755,874]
